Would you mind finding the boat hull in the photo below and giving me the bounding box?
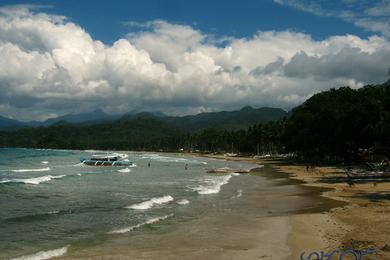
[345,169,390,179]
[81,160,133,167]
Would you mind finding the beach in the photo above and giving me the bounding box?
[277,162,390,259]
[2,149,388,259]
[195,154,390,259]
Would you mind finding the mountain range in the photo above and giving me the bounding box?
[0,106,287,132]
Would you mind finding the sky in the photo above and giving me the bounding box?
[0,0,390,121]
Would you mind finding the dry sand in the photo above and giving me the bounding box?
[275,162,390,259]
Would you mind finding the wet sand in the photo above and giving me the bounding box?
[64,214,291,259]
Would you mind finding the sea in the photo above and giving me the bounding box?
[0,148,336,259]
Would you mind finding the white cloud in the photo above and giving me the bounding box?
[273,0,390,38]
[0,5,389,121]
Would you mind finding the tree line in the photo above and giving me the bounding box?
[1,82,389,161]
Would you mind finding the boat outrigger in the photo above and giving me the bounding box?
[344,160,390,180]
[80,153,135,167]
[345,168,390,180]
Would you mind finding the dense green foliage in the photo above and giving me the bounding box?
[284,83,390,160]
[1,82,390,161]
[0,117,285,154]
[0,118,181,150]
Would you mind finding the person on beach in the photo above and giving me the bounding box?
[185,164,188,170]
[148,162,151,168]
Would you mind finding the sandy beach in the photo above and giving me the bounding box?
[198,154,390,259]
[277,162,390,259]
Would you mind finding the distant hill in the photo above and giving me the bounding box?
[0,115,26,130]
[118,106,287,132]
[164,106,287,132]
[0,105,287,150]
[0,106,286,132]
[0,109,121,130]
[41,109,116,126]
[125,110,167,118]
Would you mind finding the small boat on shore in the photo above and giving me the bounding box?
[345,168,390,179]
[80,153,135,167]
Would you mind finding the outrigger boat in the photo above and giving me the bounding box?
[345,168,390,179]
[80,153,135,167]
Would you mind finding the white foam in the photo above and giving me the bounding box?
[176,199,190,205]
[0,175,66,185]
[126,195,174,210]
[190,174,233,195]
[10,245,68,260]
[11,167,51,173]
[231,172,240,176]
[108,214,173,234]
[84,149,99,153]
[114,153,128,159]
[233,189,243,198]
[117,168,131,173]
[141,154,203,164]
[73,163,84,167]
[41,161,49,165]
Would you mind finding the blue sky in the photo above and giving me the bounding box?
[0,0,372,43]
[0,0,389,120]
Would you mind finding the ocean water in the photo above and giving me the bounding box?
[0,148,339,259]
[0,148,260,259]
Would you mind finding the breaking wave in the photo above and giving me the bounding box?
[0,175,66,185]
[141,154,206,164]
[126,195,174,210]
[176,199,190,205]
[108,214,173,234]
[190,174,235,195]
[10,245,69,260]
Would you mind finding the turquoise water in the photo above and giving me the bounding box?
[0,148,262,259]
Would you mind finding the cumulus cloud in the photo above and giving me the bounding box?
[0,5,390,120]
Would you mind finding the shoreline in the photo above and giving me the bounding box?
[59,151,332,260]
[199,153,390,259]
[5,149,388,259]
[60,154,297,260]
